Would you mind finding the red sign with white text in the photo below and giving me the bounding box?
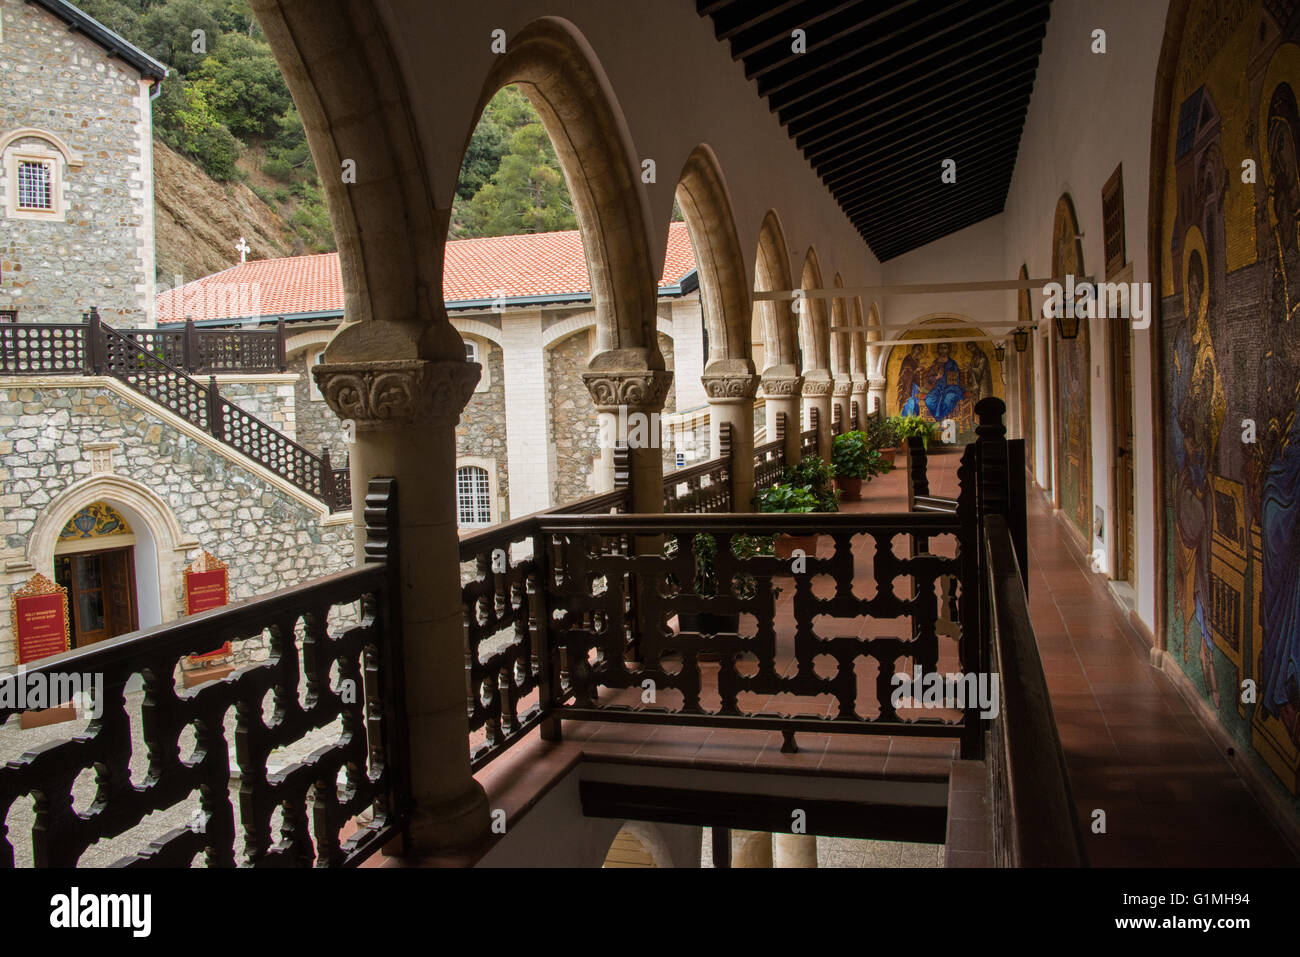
[185,567,229,659]
[14,592,69,665]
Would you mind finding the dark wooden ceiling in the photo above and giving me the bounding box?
[698,0,1053,262]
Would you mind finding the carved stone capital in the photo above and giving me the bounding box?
[760,375,804,397]
[581,369,674,412]
[314,358,481,431]
[850,380,869,395]
[801,379,835,397]
[701,373,760,402]
[833,381,853,396]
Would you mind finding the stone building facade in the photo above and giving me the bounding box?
[0,0,165,325]
[161,225,719,527]
[0,373,352,665]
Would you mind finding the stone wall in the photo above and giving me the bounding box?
[0,0,154,325]
[547,328,599,504]
[455,338,509,521]
[0,379,352,665]
[289,349,345,462]
[219,376,298,441]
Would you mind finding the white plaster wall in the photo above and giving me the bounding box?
[873,0,1170,632]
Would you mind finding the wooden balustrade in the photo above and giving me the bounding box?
[0,479,406,868]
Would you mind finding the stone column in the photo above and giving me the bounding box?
[583,366,673,514]
[773,833,819,867]
[867,374,887,416]
[802,372,834,462]
[316,354,490,853]
[730,829,774,867]
[703,373,760,511]
[761,372,803,465]
[832,379,853,435]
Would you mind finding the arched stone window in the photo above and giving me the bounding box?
[0,128,83,222]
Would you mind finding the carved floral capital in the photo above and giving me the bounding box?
[801,379,835,397]
[313,358,481,431]
[760,375,804,397]
[581,369,674,412]
[833,381,853,396]
[701,373,760,402]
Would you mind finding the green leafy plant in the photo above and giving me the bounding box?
[832,430,891,481]
[889,414,940,449]
[753,482,820,513]
[865,413,900,451]
[778,456,840,512]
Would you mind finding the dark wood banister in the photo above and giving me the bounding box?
[984,513,1087,866]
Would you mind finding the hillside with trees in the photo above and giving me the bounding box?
[75,2,649,281]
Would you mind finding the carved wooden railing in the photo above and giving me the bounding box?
[460,487,629,771]
[984,513,1084,866]
[753,436,785,492]
[800,407,819,460]
[906,436,957,514]
[541,506,980,755]
[0,479,407,868]
[663,423,732,513]
[0,310,286,375]
[851,399,861,432]
[832,402,843,435]
[99,323,347,511]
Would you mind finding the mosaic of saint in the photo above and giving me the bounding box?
[1161,0,1300,798]
[885,319,1004,444]
[1052,196,1092,542]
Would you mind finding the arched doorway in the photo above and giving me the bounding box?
[52,502,140,647]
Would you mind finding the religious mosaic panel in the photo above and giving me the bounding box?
[1052,196,1093,542]
[1159,0,1300,800]
[884,317,1005,445]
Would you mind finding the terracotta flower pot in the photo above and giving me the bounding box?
[774,533,819,559]
[876,448,896,470]
[834,476,863,500]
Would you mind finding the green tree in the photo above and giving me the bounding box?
[193,33,291,138]
[451,86,576,238]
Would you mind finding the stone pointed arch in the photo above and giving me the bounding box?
[830,274,850,376]
[674,145,752,374]
[849,297,868,377]
[27,475,199,629]
[480,18,661,368]
[799,248,831,373]
[753,209,798,373]
[250,0,462,362]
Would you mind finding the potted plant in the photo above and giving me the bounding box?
[754,483,820,558]
[889,414,939,452]
[831,430,890,500]
[866,414,900,469]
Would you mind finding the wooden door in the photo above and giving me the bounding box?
[55,547,137,648]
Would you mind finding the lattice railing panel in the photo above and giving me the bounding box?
[0,323,85,373]
[219,400,324,498]
[101,327,211,430]
[197,329,281,373]
[536,510,976,742]
[122,329,185,368]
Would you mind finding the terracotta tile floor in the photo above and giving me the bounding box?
[856,448,1296,867]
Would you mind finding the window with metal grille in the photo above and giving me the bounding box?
[17,160,53,210]
[464,339,478,363]
[1102,164,1125,279]
[456,465,492,526]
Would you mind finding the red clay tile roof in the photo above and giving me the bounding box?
[157,222,696,323]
